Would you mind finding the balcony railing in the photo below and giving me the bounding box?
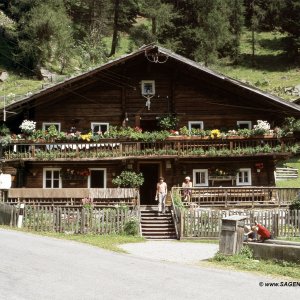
[172,187,300,208]
[2,137,297,160]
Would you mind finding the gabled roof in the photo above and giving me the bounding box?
[4,44,300,114]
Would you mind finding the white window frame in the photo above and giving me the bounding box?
[42,122,61,132]
[236,168,252,186]
[237,121,252,129]
[193,169,208,187]
[88,168,107,188]
[91,123,109,134]
[141,80,155,95]
[188,121,204,131]
[43,168,62,189]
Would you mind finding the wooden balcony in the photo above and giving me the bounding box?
[2,137,297,161]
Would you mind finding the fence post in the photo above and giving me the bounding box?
[180,209,184,239]
[17,203,25,228]
[81,208,85,234]
[272,212,279,238]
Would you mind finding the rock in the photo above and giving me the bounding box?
[0,71,9,82]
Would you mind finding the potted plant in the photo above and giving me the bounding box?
[157,115,178,131]
[252,120,272,137]
[112,170,144,188]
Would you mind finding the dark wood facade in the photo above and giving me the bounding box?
[1,45,300,205]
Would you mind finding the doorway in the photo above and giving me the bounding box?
[139,163,160,205]
[140,119,159,132]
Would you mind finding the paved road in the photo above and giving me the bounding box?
[120,241,219,263]
[1,229,300,300]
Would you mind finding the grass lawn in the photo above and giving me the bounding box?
[0,226,145,253]
[212,31,300,101]
[208,246,300,280]
[276,156,300,188]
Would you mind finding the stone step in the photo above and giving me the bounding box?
[141,220,173,224]
[142,224,175,228]
[144,236,177,240]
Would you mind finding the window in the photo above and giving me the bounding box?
[43,168,61,188]
[141,80,155,95]
[193,169,208,187]
[188,121,204,131]
[42,123,61,131]
[88,168,107,188]
[237,121,252,129]
[236,168,252,186]
[91,123,109,134]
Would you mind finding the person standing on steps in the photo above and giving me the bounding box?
[156,177,167,214]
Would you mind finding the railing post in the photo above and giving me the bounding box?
[252,190,255,208]
[180,209,184,239]
[31,145,35,158]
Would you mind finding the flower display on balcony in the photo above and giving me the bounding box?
[19,120,36,134]
[253,120,271,135]
[210,129,221,139]
[60,168,91,180]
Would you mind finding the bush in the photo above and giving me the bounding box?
[289,193,300,210]
[112,171,144,188]
[123,216,139,236]
[238,246,253,259]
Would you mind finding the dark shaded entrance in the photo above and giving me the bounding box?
[139,163,160,205]
[140,119,159,132]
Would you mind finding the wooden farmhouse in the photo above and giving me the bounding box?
[1,44,300,207]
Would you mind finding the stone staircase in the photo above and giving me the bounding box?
[140,206,177,239]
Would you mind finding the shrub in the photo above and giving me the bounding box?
[112,171,144,188]
[238,246,253,259]
[289,193,300,210]
[123,216,139,235]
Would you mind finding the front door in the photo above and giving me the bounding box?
[139,163,160,205]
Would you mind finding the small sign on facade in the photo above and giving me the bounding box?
[0,174,12,189]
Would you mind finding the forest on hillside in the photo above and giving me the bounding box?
[1,0,300,75]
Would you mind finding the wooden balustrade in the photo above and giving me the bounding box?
[5,188,139,207]
[2,137,295,160]
[172,187,300,208]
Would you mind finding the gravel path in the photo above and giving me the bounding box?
[119,240,219,263]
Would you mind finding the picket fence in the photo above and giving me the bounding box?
[181,209,300,238]
[22,206,138,234]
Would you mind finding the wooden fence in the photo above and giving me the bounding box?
[275,167,298,180]
[0,202,19,226]
[180,208,300,238]
[22,206,138,234]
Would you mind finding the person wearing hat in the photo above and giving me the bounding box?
[182,176,193,202]
[243,225,256,242]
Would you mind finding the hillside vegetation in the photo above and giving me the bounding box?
[1,0,300,105]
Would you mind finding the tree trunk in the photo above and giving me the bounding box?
[251,26,255,67]
[151,17,157,36]
[109,0,120,57]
